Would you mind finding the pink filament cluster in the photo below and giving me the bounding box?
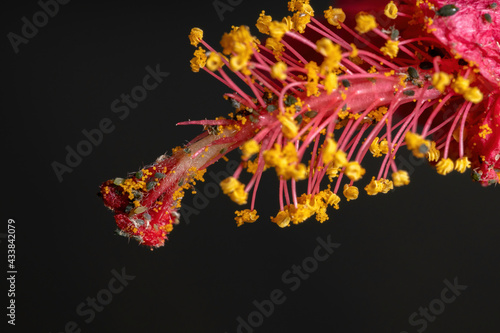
[99,0,499,247]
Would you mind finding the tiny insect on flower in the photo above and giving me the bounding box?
[99,0,500,248]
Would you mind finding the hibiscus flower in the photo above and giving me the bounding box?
[99,0,499,248]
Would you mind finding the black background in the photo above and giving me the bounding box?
[2,0,500,332]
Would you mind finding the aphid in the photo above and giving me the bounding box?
[390,27,400,40]
[341,79,351,87]
[403,89,415,96]
[266,104,277,112]
[407,67,419,79]
[284,94,297,106]
[436,4,459,17]
[304,110,318,118]
[146,181,157,191]
[489,2,497,9]
[484,13,492,23]
[113,178,124,185]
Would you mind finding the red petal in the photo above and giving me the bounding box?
[429,0,500,85]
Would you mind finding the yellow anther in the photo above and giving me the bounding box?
[343,184,359,201]
[263,142,306,180]
[379,138,389,154]
[324,7,345,28]
[304,61,320,96]
[432,72,451,93]
[426,141,440,162]
[452,76,470,95]
[379,178,394,193]
[291,11,311,33]
[190,47,207,73]
[268,21,288,41]
[266,37,285,59]
[435,158,454,175]
[350,43,359,58]
[392,170,410,186]
[206,52,223,71]
[326,166,340,181]
[380,39,399,58]
[188,27,203,46]
[277,114,298,139]
[220,177,247,204]
[316,37,336,56]
[234,209,259,227]
[384,1,398,19]
[323,72,338,94]
[271,61,288,80]
[355,12,377,33]
[317,38,342,73]
[405,132,430,158]
[271,210,291,228]
[321,138,338,164]
[229,55,249,72]
[332,150,348,168]
[454,157,471,173]
[370,137,383,157]
[365,177,384,195]
[319,188,340,208]
[241,139,260,159]
[229,186,248,205]
[256,11,272,34]
[344,161,366,181]
[463,87,483,104]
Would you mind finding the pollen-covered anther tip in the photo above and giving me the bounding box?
[355,12,377,34]
[436,158,455,175]
[206,52,223,71]
[240,139,260,159]
[324,7,345,28]
[271,61,288,80]
[235,209,259,227]
[426,142,440,162]
[220,177,248,205]
[432,72,451,93]
[392,170,410,187]
[343,184,359,201]
[454,157,471,173]
[344,161,366,181]
[268,21,288,41]
[384,1,398,19]
[188,27,203,46]
[271,210,291,228]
